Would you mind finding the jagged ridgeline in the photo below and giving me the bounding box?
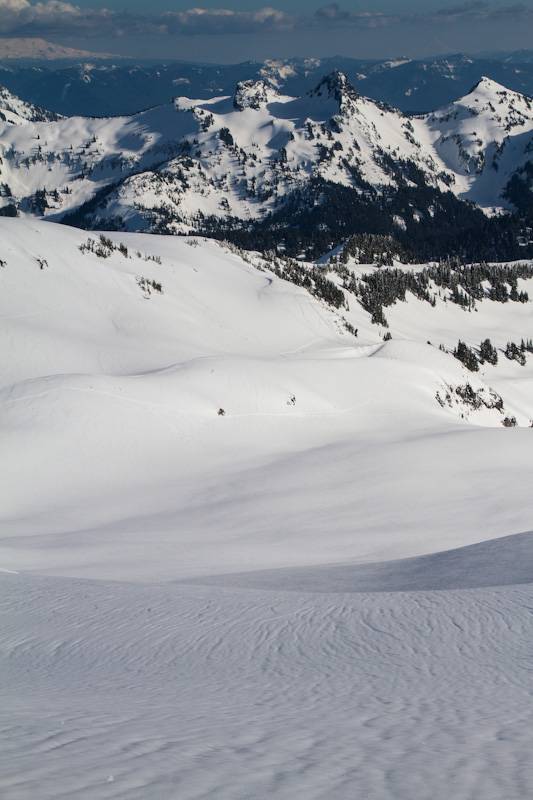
[1,71,533,259]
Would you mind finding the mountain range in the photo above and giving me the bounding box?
[2,52,533,118]
[1,71,532,262]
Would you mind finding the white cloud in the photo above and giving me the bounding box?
[161,7,299,36]
[0,1,299,37]
[0,0,121,35]
[0,0,530,39]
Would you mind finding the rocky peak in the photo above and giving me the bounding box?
[462,76,532,113]
[308,70,359,105]
[233,80,273,111]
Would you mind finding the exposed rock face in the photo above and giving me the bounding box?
[233,80,272,111]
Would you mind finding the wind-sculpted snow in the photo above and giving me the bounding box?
[2,568,533,799]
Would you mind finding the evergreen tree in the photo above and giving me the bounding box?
[371,306,388,327]
[489,280,509,302]
[505,341,526,365]
[479,338,498,365]
[453,340,479,371]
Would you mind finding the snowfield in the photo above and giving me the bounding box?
[2,571,533,800]
[1,218,532,799]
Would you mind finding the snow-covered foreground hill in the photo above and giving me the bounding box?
[1,219,532,798]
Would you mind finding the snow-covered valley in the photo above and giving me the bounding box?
[1,218,532,798]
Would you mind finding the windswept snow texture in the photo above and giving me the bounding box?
[1,219,533,799]
[2,570,533,800]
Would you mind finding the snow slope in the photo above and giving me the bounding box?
[2,217,533,578]
[1,219,532,798]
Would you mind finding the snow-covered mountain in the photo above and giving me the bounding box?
[428,76,533,208]
[0,37,121,64]
[0,72,532,241]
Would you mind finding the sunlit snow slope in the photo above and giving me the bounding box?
[2,217,532,578]
[1,219,532,800]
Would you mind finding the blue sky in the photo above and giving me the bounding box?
[0,1,531,62]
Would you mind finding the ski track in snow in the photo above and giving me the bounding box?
[2,566,533,800]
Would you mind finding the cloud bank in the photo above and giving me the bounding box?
[0,0,530,38]
[0,2,301,37]
[316,2,532,27]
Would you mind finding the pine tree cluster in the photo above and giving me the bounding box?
[505,339,533,365]
[321,259,531,327]
[453,340,479,372]
[196,178,533,264]
[267,257,346,309]
[479,338,498,365]
[451,337,532,371]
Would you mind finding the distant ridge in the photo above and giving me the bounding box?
[3,53,533,118]
[0,37,122,62]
